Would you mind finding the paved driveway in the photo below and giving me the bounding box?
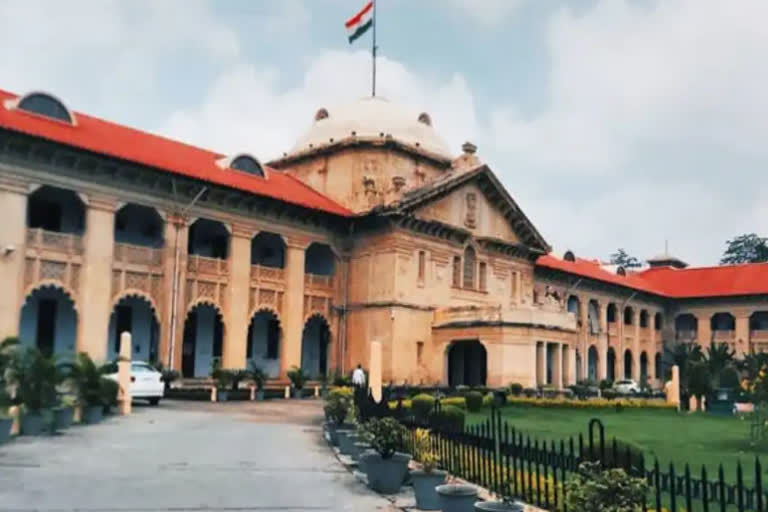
[0,400,394,511]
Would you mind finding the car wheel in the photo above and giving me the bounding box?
[149,397,160,406]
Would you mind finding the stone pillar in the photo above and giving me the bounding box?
[161,215,188,372]
[280,242,306,378]
[735,313,750,356]
[78,196,116,361]
[222,226,251,369]
[370,340,382,402]
[697,313,712,347]
[633,319,641,381]
[118,331,132,415]
[535,341,545,386]
[598,303,608,381]
[0,184,27,339]
[567,344,577,386]
[665,365,680,410]
[553,343,563,389]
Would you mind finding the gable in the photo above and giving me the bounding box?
[415,183,521,243]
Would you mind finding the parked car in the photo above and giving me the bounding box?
[613,379,641,395]
[105,361,164,405]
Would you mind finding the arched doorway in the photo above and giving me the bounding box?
[247,309,281,378]
[301,315,330,378]
[447,340,487,387]
[588,345,599,382]
[182,303,223,378]
[655,352,663,381]
[607,348,616,382]
[19,285,77,358]
[107,295,159,362]
[640,351,649,385]
[624,349,633,380]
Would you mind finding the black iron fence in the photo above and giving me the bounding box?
[353,387,768,511]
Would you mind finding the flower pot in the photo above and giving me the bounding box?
[0,417,12,444]
[217,390,229,402]
[54,407,74,431]
[21,411,48,436]
[411,469,448,510]
[364,451,411,494]
[292,388,304,399]
[474,500,524,512]
[83,405,103,425]
[336,429,356,455]
[353,441,372,462]
[326,422,349,446]
[436,484,479,512]
[256,389,265,401]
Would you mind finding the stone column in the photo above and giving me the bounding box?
[0,183,27,339]
[370,340,382,402]
[567,344,577,386]
[633,317,641,381]
[697,313,712,347]
[553,343,563,389]
[536,341,545,386]
[222,225,252,369]
[118,331,132,415]
[161,214,189,371]
[78,195,116,361]
[280,242,306,378]
[598,303,608,381]
[735,312,750,357]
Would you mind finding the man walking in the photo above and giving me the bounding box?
[352,364,366,388]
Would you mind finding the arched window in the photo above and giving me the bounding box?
[17,92,73,124]
[463,246,476,289]
[230,155,264,177]
[452,256,461,288]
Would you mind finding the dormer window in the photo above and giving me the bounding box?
[230,155,264,177]
[14,92,74,124]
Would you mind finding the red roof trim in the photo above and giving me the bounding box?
[0,89,352,217]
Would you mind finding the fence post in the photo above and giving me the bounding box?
[654,459,661,512]
[756,457,763,512]
[702,465,710,512]
[719,464,726,512]
[685,463,692,512]
[738,461,744,512]
[670,462,677,512]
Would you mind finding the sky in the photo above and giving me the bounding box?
[2,0,766,266]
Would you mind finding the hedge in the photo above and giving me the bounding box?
[507,396,676,410]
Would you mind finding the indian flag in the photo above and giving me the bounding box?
[346,1,373,44]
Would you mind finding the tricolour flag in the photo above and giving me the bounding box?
[346,1,373,44]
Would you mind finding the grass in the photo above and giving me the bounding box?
[467,405,768,485]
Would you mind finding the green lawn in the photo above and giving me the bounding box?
[467,406,768,485]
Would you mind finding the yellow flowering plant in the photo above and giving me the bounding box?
[414,428,440,473]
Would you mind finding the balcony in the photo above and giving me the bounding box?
[751,330,768,343]
[607,323,618,337]
[26,228,83,256]
[114,242,163,267]
[676,329,698,342]
[251,264,285,284]
[712,330,735,343]
[187,254,228,276]
[305,273,334,293]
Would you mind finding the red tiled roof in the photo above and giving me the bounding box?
[536,254,768,298]
[0,89,351,217]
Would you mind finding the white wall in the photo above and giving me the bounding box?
[18,287,77,359]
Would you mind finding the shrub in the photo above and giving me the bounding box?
[62,352,110,407]
[482,393,496,407]
[413,428,440,472]
[599,379,614,391]
[8,347,60,412]
[523,387,538,397]
[565,461,648,512]
[364,417,407,458]
[506,395,676,410]
[100,377,119,409]
[580,440,645,474]
[430,404,465,432]
[328,386,354,399]
[540,385,559,398]
[465,391,484,411]
[323,393,350,425]
[440,396,466,408]
[411,393,436,421]
[569,384,590,400]
[602,389,619,400]
[508,383,523,396]
[286,366,307,390]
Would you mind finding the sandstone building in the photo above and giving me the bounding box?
[1,89,767,389]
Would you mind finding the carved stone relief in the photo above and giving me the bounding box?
[464,192,478,229]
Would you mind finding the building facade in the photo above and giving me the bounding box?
[1,89,767,389]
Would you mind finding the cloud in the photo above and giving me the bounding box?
[446,0,530,27]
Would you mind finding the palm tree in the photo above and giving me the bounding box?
[61,352,109,407]
[664,342,704,409]
[705,342,735,387]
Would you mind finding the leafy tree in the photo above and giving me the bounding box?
[720,233,768,264]
[739,350,768,381]
[609,248,642,269]
[705,342,735,386]
[664,342,703,409]
[687,361,712,411]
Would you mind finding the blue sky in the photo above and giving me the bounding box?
[2,0,766,266]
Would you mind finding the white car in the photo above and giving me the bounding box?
[105,361,165,405]
[613,379,641,395]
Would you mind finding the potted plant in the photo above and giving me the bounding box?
[153,361,180,393]
[360,417,411,494]
[64,352,109,424]
[100,376,119,414]
[53,394,76,431]
[436,482,478,512]
[215,371,233,402]
[287,366,306,399]
[229,369,248,392]
[323,390,351,445]
[248,362,267,401]
[8,347,59,435]
[0,337,18,443]
[411,428,447,510]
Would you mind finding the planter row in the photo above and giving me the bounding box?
[324,422,523,512]
[167,387,315,402]
[0,405,107,443]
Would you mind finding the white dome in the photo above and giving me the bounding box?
[290,96,452,158]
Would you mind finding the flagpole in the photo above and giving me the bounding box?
[372,0,377,97]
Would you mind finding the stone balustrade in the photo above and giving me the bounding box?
[26,228,83,255]
[304,272,333,291]
[187,254,229,276]
[250,264,285,283]
[114,242,163,267]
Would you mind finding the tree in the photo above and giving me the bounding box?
[739,350,768,381]
[664,342,703,409]
[720,233,768,265]
[705,342,735,386]
[688,361,712,411]
[609,248,642,269]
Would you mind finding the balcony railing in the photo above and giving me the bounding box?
[676,329,698,342]
[114,242,163,267]
[751,330,768,343]
[187,254,228,276]
[26,228,83,255]
[251,264,285,283]
[712,330,736,343]
[607,323,618,337]
[304,273,333,291]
